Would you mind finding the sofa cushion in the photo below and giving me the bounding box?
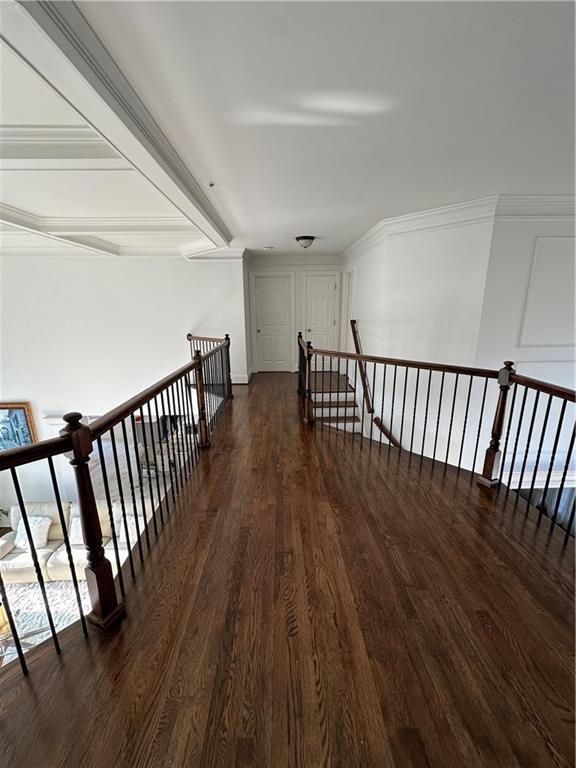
[0,531,16,559]
[0,541,60,584]
[46,538,110,582]
[14,516,52,550]
[10,502,70,542]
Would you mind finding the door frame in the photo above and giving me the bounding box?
[249,271,296,372]
[302,270,341,350]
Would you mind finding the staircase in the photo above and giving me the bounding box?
[310,371,362,432]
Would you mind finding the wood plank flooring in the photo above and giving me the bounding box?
[0,372,573,767]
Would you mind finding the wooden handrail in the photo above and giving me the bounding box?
[511,374,576,402]
[373,417,401,447]
[186,333,226,344]
[0,435,72,472]
[350,320,374,413]
[310,347,500,379]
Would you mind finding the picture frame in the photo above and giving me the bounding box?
[0,402,37,452]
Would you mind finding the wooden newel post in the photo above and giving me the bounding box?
[304,341,315,425]
[60,412,125,629]
[224,334,234,399]
[194,350,211,448]
[478,361,515,488]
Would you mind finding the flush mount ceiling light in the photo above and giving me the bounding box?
[295,235,316,249]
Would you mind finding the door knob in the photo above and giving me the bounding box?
[307,328,312,333]
[257,329,261,333]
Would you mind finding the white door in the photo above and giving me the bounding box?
[304,273,339,349]
[253,275,292,371]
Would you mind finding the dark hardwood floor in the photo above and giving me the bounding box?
[0,373,573,767]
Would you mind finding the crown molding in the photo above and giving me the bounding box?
[183,247,246,262]
[345,196,499,257]
[495,195,575,219]
[43,215,202,235]
[4,1,232,246]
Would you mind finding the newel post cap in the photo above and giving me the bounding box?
[498,360,516,386]
[60,412,92,458]
[186,333,193,341]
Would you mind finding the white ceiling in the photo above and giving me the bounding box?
[0,39,212,258]
[77,0,575,256]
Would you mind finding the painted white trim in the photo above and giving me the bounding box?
[182,246,246,262]
[249,271,297,372]
[496,195,575,219]
[344,196,499,257]
[0,124,122,160]
[3,1,231,246]
[232,373,251,385]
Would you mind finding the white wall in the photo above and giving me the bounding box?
[475,207,575,388]
[0,254,249,438]
[345,210,495,366]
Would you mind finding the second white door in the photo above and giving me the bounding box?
[304,273,340,349]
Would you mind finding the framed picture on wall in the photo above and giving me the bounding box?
[0,403,37,452]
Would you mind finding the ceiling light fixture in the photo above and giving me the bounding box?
[296,235,316,249]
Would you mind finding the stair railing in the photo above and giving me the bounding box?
[0,334,233,676]
[296,332,575,544]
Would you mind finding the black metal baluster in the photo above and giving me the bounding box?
[398,367,409,456]
[345,357,350,446]
[185,373,200,466]
[526,395,552,515]
[504,386,529,499]
[10,468,60,653]
[121,420,144,564]
[379,363,387,453]
[47,456,87,635]
[159,391,178,501]
[359,359,366,449]
[551,425,575,537]
[137,407,158,540]
[110,426,136,579]
[352,359,359,445]
[369,363,376,445]
[176,377,192,473]
[542,400,567,527]
[0,568,27,674]
[389,366,397,456]
[457,376,474,472]
[515,390,540,509]
[321,355,325,434]
[130,412,151,550]
[471,378,489,476]
[498,382,518,484]
[328,353,333,436]
[432,372,445,465]
[168,385,184,483]
[409,368,420,456]
[444,374,459,469]
[148,399,167,526]
[96,436,125,596]
[420,370,432,460]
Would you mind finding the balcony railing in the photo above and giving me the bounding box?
[0,334,232,675]
[298,325,575,543]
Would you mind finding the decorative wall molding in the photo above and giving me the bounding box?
[3,1,232,246]
[496,195,575,219]
[0,124,121,158]
[344,196,499,257]
[182,246,246,262]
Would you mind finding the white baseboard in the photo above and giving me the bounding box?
[232,372,251,385]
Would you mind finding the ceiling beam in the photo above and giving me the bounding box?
[3,1,232,248]
[0,202,121,256]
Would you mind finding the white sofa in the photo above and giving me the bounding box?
[0,501,136,584]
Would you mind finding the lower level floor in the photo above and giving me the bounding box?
[0,373,573,767]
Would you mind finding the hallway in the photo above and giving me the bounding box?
[0,373,573,767]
